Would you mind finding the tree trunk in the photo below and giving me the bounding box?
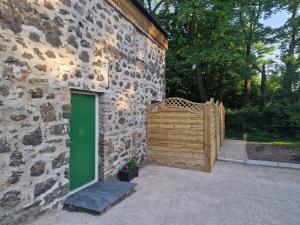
[243,43,252,106]
[196,67,208,102]
[260,63,267,106]
[243,79,251,106]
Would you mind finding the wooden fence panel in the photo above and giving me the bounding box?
[147,98,225,172]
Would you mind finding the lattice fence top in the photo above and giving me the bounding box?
[148,98,204,113]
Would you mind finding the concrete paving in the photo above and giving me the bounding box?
[218,139,248,161]
[28,162,300,225]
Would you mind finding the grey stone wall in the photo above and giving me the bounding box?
[0,0,166,224]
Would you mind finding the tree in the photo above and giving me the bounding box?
[236,0,280,106]
[253,42,276,106]
[159,0,242,103]
[138,0,167,15]
[277,0,300,95]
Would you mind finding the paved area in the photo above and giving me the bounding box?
[218,139,248,161]
[29,162,300,225]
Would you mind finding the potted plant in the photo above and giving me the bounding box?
[118,158,139,182]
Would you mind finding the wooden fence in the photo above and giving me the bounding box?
[147,98,225,172]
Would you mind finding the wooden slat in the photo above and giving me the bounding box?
[148,113,203,119]
[148,129,204,136]
[148,124,204,130]
[148,117,204,123]
[149,145,205,153]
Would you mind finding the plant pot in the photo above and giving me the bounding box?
[118,167,139,182]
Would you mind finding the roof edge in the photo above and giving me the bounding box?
[106,0,168,50]
[130,0,169,38]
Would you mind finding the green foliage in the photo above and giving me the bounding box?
[226,100,300,137]
[226,130,300,148]
[141,0,300,139]
[127,159,138,170]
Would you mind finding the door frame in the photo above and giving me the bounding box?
[68,90,99,196]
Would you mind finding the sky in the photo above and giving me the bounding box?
[262,10,290,28]
[261,10,290,62]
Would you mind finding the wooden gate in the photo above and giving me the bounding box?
[147,98,224,172]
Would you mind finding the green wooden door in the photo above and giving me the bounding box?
[70,93,96,191]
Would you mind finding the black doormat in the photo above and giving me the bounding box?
[64,181,137,214]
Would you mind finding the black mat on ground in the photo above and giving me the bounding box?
[64,181,136,214]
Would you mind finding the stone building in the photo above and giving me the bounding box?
[0,0,168,223]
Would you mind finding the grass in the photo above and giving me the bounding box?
[226,130,300,148]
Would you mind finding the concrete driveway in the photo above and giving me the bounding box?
[29,162,300,225]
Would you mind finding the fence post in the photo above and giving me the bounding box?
[204,101,212,172]
[222,105,226,141]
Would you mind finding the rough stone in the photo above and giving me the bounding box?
[35,64,47,72]
[22,52,33,59]
[54,16,64,27]
[30,88,43,98]
[23,127,43,146]
[113,155,118,161]
[115,63,122,72]
[67,35,78,49]
[10,113,27,121]
[45,50,56,58]
[45,31,62,48]
[46,93,55,99]
[93,47,102,57]
[80,39,91,48]
[0,85,9,96]
[0,137,10,153]
[62,104,70,119]
[34,178,57,197]
[0,191,21,208]
[59,0,71,7]
[125,139,131,150]
[9,151,24,167]
[33,48,45,60]
[79,51,89,62]
[93,60,102,67]
[52,153,67,169]
[30,160,46,176]
[88,74,94,79]
[64,168,69,179]
[44,184,69,203]
[74,70,82,78]
[44,0,55,10]
[29,32,40,42]
[96,20,103,29]
[59,9,69,15]
[7,171,23,185]
[39,146,56,154]
[40,103,56,122]
[4,56,27,67]
[116,34,122,42]
[50,124,68,136]
[118,117,125,125]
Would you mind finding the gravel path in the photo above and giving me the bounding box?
[218,139,248,161]
[28,162,300,225]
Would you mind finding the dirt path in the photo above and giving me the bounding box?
[247,142,300,163]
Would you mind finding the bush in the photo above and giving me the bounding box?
[226,100,300,138]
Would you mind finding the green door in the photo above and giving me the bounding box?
[70,93,96,191]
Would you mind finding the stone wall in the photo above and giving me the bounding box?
[0,0,166,224]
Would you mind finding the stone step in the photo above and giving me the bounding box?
[63,181,136,214]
